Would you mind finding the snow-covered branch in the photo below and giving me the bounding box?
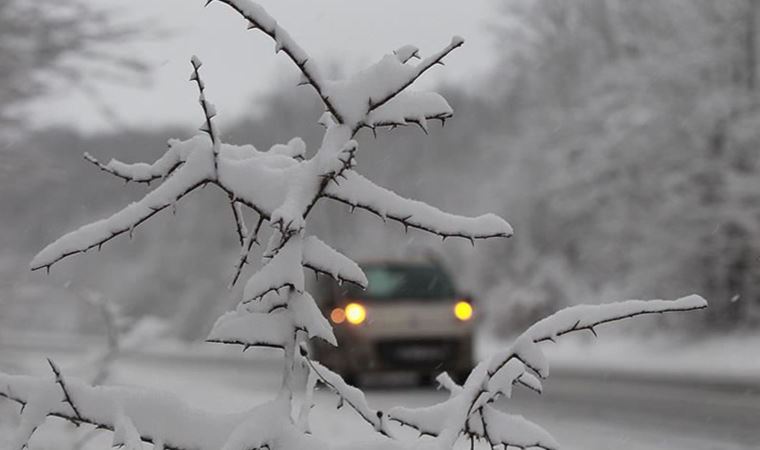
[306,359,392,437]
[83,150,183,184]
[0,371,324,450]
[209,290,335,350]
[46,359,84,424]
[363,91,453,134]
[32,145,212,272]
[491,295,709,378]
[317,38,463,129]
[242,237,304,303]
[229,199,248,247]
[190,56,221,173]
[212,0,344,124]
[229,214,264,287]
[301,236,368,288]
[190,57,218,140]
[30,59,317,272]
[324,170,513,241]
[365,36,464,116]
[383,295,707,449]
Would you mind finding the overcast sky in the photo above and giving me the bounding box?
[27,0,501,133]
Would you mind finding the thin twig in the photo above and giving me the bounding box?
[47,358,83,422]
[213,0,344,123]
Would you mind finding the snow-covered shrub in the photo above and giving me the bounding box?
[0,1,707,449]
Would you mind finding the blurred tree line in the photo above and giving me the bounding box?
[0,0,145,131]
[477,0,760,332]
[2,0,759,339]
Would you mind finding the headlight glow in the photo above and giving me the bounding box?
[454,301,473,321]
[345,302,367,325]
[330,307,346,324]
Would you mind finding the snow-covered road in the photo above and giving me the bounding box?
[3,348,758,450]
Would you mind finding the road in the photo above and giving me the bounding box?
[2,347,759,449]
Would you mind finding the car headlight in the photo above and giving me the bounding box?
[330,307,346,324]
[344,302,367,325]
[454,300,473,321]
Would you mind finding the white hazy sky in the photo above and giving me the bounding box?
[27,0,502,133]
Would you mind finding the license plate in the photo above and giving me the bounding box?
[393,344,448,361]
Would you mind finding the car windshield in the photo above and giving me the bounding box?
[347,264,456,300]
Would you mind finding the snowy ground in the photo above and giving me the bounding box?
[1,333,759,450]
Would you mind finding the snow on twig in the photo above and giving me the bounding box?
[242,237,304,303]
[301,236,368,289]
[46,359,84,424]
[306,359,391,437]
[365,36,464,115]
[0,371,311,450]
[385,295,708,449]
[31,140,214,272]
[83,149,183,184]
[230,214,264,287]
[324,170,513,241]
[229,199,248,247]
[211,0,344,124]
[190,56,221,173]
[318,38,463,128]
[364,91,453,133]
[31,87,310,272]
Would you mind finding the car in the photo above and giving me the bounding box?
[311,260,475,385]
